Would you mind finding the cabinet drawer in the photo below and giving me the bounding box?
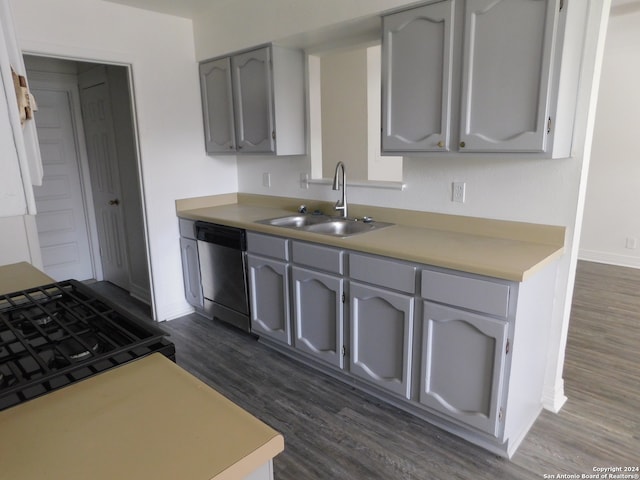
[178,218,196,240]
[247,232,289,260]
[292,241,344,274]
[421,270,510,318]
[349,253,417,294]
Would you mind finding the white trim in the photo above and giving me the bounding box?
[307,177,406,191]
[578,249,640,269]
[542,379,567,413]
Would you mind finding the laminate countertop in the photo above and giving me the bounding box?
[176,194,566,282]
[0,261,54,295]
[0,353,284,480]
[0,262,284,480]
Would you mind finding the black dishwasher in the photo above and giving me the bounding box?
[195,222,251,332]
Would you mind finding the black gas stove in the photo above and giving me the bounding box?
[0,280,175,411]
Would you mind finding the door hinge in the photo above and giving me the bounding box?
[547,117,552,134]
[499,407,504,422]
[272,130,276,140]
[342,292,346,303]
[341,345,347,357]
[559,0,564,12]
[505,339,510,355]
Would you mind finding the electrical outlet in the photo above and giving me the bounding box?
[625,237,638,249]
[452,182,466,203]
[262,172,271,188]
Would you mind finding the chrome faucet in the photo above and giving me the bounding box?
[332,161,347,218]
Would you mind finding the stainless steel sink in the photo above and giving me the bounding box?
[256,214,393,237]
[304,219,392,237]
[257,214,330,228]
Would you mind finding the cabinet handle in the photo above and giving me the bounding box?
[108,199,120,206]
[459,141,466,148]
[437,141,444,148]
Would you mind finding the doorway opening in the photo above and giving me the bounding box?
[25,55,153,310]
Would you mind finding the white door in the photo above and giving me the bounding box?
[31,83,94,281]
[79,81,130,290]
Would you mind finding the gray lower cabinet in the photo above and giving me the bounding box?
[420,301,508,437]
[349,282,414,399]
[247,253,291,345]
[292,266,344,368]
[178,218,203,309]
[179,237,204,309]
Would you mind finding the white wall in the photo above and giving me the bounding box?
[193,0,611,411]
[580,7,640,268]
[10,0,238,320]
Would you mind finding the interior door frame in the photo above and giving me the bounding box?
[27,69,103,282]
[25,53,156,320]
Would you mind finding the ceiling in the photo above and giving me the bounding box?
[102,0,222,19]
[103,0,639,21]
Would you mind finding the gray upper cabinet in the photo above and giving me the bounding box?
[199,45,306,156]
[382,0,562,156]
[459,0,558,152]
[420,301,508,437]
[382,0,455,152]
[231,47,274,153]
[199,57,235,153]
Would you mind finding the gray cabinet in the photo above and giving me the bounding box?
[246,232,291,345]
[349,282,414,398]
[292,267,344,368]
[199,45,305,156]
[382,0,562,155]
[199,57,235,153]
[247,254,291,345]
[420,301,508,436]
[382,0,455,152]
[178,218,203,309]
[459,0,558,152]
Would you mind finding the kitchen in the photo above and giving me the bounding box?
[1,0,638,478]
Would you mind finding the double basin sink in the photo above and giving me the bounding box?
[257,214,393,238]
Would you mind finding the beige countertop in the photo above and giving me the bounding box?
[176,194,566,282]
[0,261,54,295]
[0,353,284,480]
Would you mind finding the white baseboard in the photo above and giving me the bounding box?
[158,301,195,322]
[542,380,567,413]
[578,249,640,268]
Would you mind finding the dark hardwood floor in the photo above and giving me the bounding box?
[89,260,640,479]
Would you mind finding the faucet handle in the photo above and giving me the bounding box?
[298,205,307,214]
[362,216,373,223]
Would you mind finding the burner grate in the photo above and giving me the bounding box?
[0,280,175,411]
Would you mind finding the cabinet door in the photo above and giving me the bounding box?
[199,57,236,153]
[420,301,508,436]
[292,267,344,368]
[247,254,291,345]
[179,237,203,308]
[350,282,414,398]
[231,47,275,153]
[382,0,454,152]
[459,0,557,152]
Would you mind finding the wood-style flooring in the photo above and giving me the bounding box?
[89,260,640,479]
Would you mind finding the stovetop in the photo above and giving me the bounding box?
[0,280,175,411]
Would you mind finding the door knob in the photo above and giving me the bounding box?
[108,199,120,206]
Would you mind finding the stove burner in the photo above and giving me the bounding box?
[0,279,175,411]
[57,335,100,362]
